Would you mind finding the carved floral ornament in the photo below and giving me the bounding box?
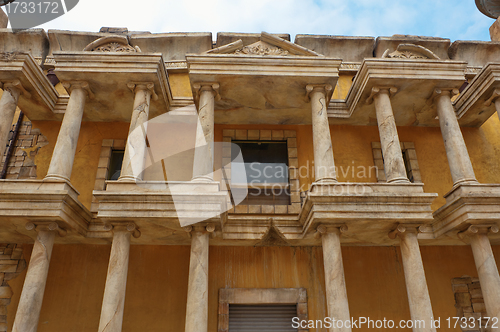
[382,43,440,60]
[234,41,290,56]
[83,36,141,53]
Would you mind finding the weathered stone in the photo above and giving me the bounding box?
[456,292,472,307]
[98,229,132,332]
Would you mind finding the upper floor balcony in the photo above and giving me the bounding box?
[0,29,499,247]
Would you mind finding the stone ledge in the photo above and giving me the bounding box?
[94,181,228,231]
[0,179,92,238]
[299,182,437,244]
[432,183,500,238]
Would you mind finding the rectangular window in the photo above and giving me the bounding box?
[218,288,308,332]
[229,304,298,332]
[371,142,422,183]
[222,129,301,214]
[107,150,124,180]
[231,140,290,205]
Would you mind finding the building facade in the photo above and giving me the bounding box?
[0,21,500,332]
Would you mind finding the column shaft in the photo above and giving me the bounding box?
[185,229,209,332]
[469,233,500,324]
[399,231,436,332]
[311,88,336,182]
[192,87,215,181]
[98,230,132,332]
[119,86,151,181]
[0,84,21,158]
[45,87,87,181]
[436,91,476,185]
[373,89,408,183]
[321,229,351,332]
[12,229,56,332]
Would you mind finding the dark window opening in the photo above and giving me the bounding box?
[108,150,124,180]
[229,304,298,332]
[231,141,290,205]
[402,149,414,183]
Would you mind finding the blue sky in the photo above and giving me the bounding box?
[14,0,495,41]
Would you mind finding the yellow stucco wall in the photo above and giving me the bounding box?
[30,120,130,209]
[6,244,500,331]
[5,73,500,331]
[21,73,500,212]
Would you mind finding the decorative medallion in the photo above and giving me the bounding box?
[382,44,440,60]
[234,41,290,56]
[387,50,428,59]
[83,36,140,53]
[93,42,137,53]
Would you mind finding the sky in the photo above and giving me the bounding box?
[5,0,496,42]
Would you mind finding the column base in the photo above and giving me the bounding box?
[117,175,140,182]
[387,177,411,184]
[43,174,70,182]
[452,178,479,187]
[191,176,215,183]
[313,178,338,185]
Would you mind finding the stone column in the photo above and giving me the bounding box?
[13,222,65,332]
[307,84,337,183]
[192,83,218,182]
[369,87,409,183]
[45,81,91,181]
[317,225,351,332]
[118,83,154,182]
[98,223,140,332]
[184,224,214,332]
[434,89,477,186]
[496,97,500,121]
[0,81,22,158]
[390,225,436,332]
[459,225,500,325]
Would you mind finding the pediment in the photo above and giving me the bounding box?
[205,31,321,56]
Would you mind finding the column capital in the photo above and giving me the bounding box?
[103,222,141,238]
[127,82,158,101]
[366,86,397,105]
[484,88,500,107]
[25,221,67,237]
[2,79,31,99]
[62,81,94,99]
[306,84,333,102]
[426,87,459,105]
[192,82,220,101]
[183,224,216,238]
[458,224,499,242]
[388,224,425,239]
[315,224,348,238]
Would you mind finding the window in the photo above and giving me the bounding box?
[218,288,308,332]
[229,304,298,332]
[231,140,289,206]
[91,139,126,215]
[108,150,124,180]
[371,141,422,183]
[222,129,301,214]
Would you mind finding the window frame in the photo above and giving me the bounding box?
[222,129,301,214]
[218,288,308,332]
[91,139,125,215]
[371,141,422,183]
